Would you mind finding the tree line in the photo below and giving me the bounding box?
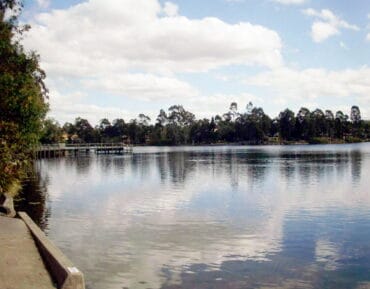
[41,103,370,145]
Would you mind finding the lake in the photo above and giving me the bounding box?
[17,144,370,289]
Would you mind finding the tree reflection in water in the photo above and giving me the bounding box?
[12,144,370,289]
[14,167,50,232]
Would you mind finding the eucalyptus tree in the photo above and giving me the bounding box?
[350,106,362,137]
[311,109,326,137]
[112,118,126,140]
[168,105,195,127]
[74,117,96,143]
[294,107,311,140]
[156,109,168,127]
[350,106,361,124]
[235,105,269,143]
[229,102,239,121]
[278,109,295,140]
[137,114,152,143]
[334,111,347,139]
[97,118,112,142]
[138,114,151,126]
[167,105,195,144]
[325,110,335,138]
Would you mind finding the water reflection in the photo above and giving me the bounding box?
[14,168,50,231]
[351,150,362,184]
[20,144,370,289]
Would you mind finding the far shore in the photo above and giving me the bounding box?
[117,138,370,147]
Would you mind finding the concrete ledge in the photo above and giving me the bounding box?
[0,194,16,218]
[18,212,85,289]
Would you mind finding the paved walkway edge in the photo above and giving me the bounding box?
[18,212,85,289]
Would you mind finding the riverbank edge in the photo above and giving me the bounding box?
[131,138,370,147]
[18,212,85,289]
[0,194,85,289]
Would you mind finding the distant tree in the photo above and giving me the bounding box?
[190,119,213,144]
[112,118,126,140]
[335,111,346,122]
[229,102,239,121]
[325,110,335,138]
[138,114,151,126]
[98,118,113,142]
[311,109,325,137]
[99,118,111,131]
[62,122,76,142]
[294,107,311,140]
[234,106,269,143]
[350,106,363,138]
[40,119,63,144]
[222,112,232,122]
[246,101,253,114]
[156,109,168,127]
[168,105,195,127]
[278,109,295,140]
[58,105,368,147]
[325,110,334,121]
[334,111,346,139]
[74,117,96,143]
[350,106,361,124]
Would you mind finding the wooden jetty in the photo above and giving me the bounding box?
[36,143,133,158]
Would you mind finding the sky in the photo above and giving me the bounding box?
[20,0,370,124]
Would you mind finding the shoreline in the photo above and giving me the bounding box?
[130,139,370,147]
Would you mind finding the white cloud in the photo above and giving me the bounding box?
[311,21,339,42]
[21,0,284,123]
[272,0,307,5]
[303,8,359,42]
[82,73,199,101]
[245,66,370,116]
[163,2,178,17]
[45,89,135,124]
[23,0,283,76]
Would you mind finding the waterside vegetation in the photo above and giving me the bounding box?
[0,0,48,196]
[46,103,370,146]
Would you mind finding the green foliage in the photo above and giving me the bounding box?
[40,118,63,144]
[278,109,295,140]
[73,117,97,143]
[0,0,48,194]
[308,137,331,145]
[59,103,369,147]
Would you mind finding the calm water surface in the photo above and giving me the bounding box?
[17,144,370,289]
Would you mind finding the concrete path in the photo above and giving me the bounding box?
[0,216,56,289]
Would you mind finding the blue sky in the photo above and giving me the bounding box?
[21,0,370,124]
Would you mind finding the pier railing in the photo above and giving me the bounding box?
[36,143,133,158]
[38,143,132,149]
[65,143,128,148]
